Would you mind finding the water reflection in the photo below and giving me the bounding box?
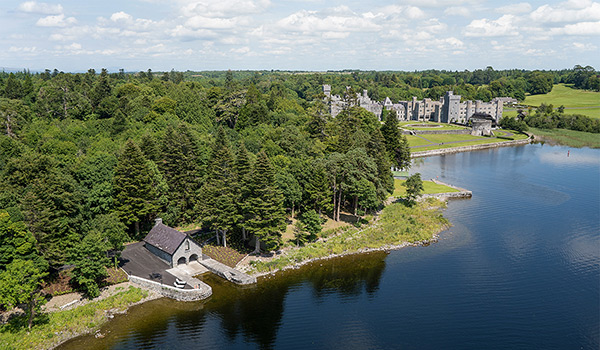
[58,252,388,350]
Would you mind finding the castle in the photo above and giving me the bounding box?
[323,85,517,124]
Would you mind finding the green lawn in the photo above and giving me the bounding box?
[420,134,485,144]
[530,127,600,148]
[524,84,600,108]
[406,135,433,146]
[392,179,459,198]
[504,107,599,119]
[399,121,468,130]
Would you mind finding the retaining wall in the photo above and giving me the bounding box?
[129,275,212,301]
[402,129,471,135]
[199,259,257,285]
[411,138,530,158]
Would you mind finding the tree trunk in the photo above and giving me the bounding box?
[291,202,295,219]
[332,185,337,221]
[222,230,227,248]
[242,227,247,241]
[253,238,261,254]
[216,230,220,245]
[336,190,342,221]
[27,298,35,330]
[354,195,358,216]
[134,221,140,238]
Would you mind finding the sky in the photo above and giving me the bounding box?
[1,0,599,72]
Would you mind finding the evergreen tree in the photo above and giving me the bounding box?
[113,140,158,238]
[197,127,239,246]
[381,109,411,170]
[367,129,394,201]
[3,73,23,100]
[404,173,424,205]
[298,209,321,241]
[161,124,203,223]
[304,159,332,215]
[246,150,286,252]
[235,142,253,240]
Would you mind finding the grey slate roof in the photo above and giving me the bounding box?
[143,223,187,256]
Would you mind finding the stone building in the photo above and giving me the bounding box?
[470,113,494,136]
[143,218,203,267]
[324,85,510,124]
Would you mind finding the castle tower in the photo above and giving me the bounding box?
[442,91,461,123]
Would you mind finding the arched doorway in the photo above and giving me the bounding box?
[189,254,198,262]
[177,256,187,265]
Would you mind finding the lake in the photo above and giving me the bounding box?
[59,143,600,350]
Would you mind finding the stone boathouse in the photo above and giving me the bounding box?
[143,218,203,267]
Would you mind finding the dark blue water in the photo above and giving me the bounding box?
[60,143,600,350]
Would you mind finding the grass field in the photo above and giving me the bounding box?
[392,179,459,198]
[406,135,433,146]
[399,121,468,130]
[530,127,600,148]
[407,131,528,151]
[505,84,600,119]
[524,84,600,108]
[504,107,600,118]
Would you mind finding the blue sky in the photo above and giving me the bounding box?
[1,0,599,72]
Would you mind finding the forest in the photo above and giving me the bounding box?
[0,66,597,320]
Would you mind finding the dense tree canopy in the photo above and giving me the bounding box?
[0,65,596,311]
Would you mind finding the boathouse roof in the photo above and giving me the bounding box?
[143,221,187,255]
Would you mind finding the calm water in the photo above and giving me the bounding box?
[60,143,600,350]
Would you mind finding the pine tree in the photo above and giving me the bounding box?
[235,142,253,240]
[367,129,394,201]
[304,159,332,215]
[161,125,203,223]
[197,127,239,246]
[381,109,411,170]
[113,140,158,238]
[246,151,286,252]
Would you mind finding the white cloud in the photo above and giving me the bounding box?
[530,1,600,23]
[495,2,532,15]
[231,46,250,53]
[185,15,246,29]
[17,1,63,15]
[464,15,519,36]
[444,7,471,16]
[276,10,380,34]
[36,14,77,27]
[179,0,271,18]
[110,11,133,22]
[551,21,600,34]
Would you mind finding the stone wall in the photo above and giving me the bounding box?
[411,138,531,158]
[199,258,257,285]
[144,243,172,266]
[402,129,471,135]
[129,275,212,301]
[172,237,202,267]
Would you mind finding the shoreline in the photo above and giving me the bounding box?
[47,285,162,350]
[246,233,443,280]
[410,138,531,158]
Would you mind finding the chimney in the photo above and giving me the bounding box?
[155,218,163,226]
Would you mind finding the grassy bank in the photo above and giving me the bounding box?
[249,199,449,274]
[407,131,528,151]
[530,127,600,148]
[504,84,600,119]
[392,179,459,198]
[0,286,148,350]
